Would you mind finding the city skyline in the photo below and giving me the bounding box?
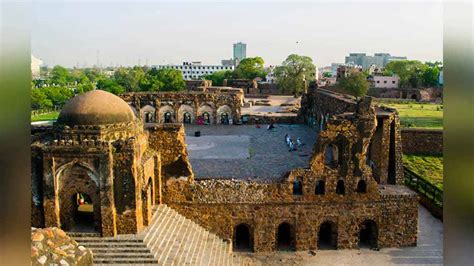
[32,1,443,68]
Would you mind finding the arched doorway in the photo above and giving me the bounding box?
[234,224,252,252]
[59,164,101,233]
[203,112,211,124]
[359,220,378,248]
[276,222,294,251]
[324,144,339,168]
[336,180,345,195]
[318,221,337,250]
[183,112,192,124]
[164,112,172,123]
[356,180,367,193]
[315,180,325,195]
[71,192,95,232]
[293,180,303,195]
[220,112,229,124]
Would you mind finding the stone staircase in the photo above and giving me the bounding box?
[69,232,158,265]
[142,204,242,265]
[69,204,257,265]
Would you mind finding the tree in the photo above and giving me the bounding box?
[96,78,125,95]
[42,86,75,106]
[202,70,234,86]
[384,60,425,88]
[151,68,185,92]
[323,72,332,78]
[50,65,71,86]
[114,67,145,92]
[274,54,316,95]
[340,72,369,100]
[422,65,441,87]
[31,88,53,109]
[234,57,267,79]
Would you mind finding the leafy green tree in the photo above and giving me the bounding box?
[31,88,53,109]
[96,78,125,95]
[114,67,145,92]
[150,68,185,92]
[76,81,95,94]
[202,70,234,86]
[234,57,267,79]
[384,60,425,88]
[323,72,332,78]
[42,86,74,106]
[422,65,441,87]
[340,72,369,100]
[274,54,316,95]
[50,65,72,86]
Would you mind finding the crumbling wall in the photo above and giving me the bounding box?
[402,128,443,155]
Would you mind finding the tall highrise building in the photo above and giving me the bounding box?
[233,42,247,62]
[345,53,407,70]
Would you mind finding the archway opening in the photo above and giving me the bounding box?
[315,180,325,195]
[234,224,252,252]
[164,112,172,123]
[318,222,337,250]
[276,223,294,251]
[293,180,303,195]
[359,220,378,249]
[356,180,367,193]
[336,180,345,195]
[144,112,154,123]
[324,144,339,168]
[71,192,95,232]
[183,112,192,124]
[203,112,211,124]
[220,112,229,124]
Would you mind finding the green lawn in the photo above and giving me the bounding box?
[403,154,443,189]
[31,111,59,122]
[376,101,443,129]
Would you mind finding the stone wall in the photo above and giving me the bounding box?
[401,128,443,155]
[31,227,93,265]
[120,91,242,125]
[368,87,443,102]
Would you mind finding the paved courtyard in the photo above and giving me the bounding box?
[184,124,317,180]
[237,205,443,265]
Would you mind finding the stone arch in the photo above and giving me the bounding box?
[315,180,325,195]
[336,180,345,195]
[356,180,367,193]
[217,105,232,124]
[233,223,253,252]
[57,163,101,233]
[158,105,174,123]
[197,104,214,124]
[276,222,295,251]
[359,220,378,248]
[318,221,337,250]
[140,105,156,123]
[293,178,303,195]
[178,104,195,124]
[324,143,339,168]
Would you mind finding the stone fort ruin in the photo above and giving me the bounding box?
[31,89,418,261]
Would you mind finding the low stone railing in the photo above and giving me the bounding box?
[404,166,443,219]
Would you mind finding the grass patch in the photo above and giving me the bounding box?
[31,111,59,122]
[403,154,443,189]
[376,102,443,129]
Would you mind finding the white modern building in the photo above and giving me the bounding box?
[373,75,400,89]
[31,55,43,80]
[155,62,234,80]
[263,66,277,84]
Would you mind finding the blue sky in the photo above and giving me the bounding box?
[32,1,443,68]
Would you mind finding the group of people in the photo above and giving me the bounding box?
[285,134,303,152]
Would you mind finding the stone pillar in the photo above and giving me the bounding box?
[42,156,59,228]
[99,151,117,237]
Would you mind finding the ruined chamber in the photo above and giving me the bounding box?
[163,96,418,252]
[31,90,160,236]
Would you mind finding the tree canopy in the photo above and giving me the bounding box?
[233,57,267,80]
[340,72,369,100]
[274,54,316,95]
[202,70,234,86]
[384,60,441,88]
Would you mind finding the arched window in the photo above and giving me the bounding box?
[183,112,192,124]
[359,220,378,249]
[220,112,229,124]
[336,180,345,195]
[233,224,252,252]
[324,144,339,168]
[203,112,210,124]
[164,112,172,123]
[318,221,337,250]
[293,180,303,195]
[315,180,325,195]
[276,223,294,251]
[356,180,367,193]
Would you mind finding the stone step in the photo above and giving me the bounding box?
[88,247,151,253]
[93,253,155,259]
[67,232,100,237]
[78,242,148,248]
[93,258,158,264]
